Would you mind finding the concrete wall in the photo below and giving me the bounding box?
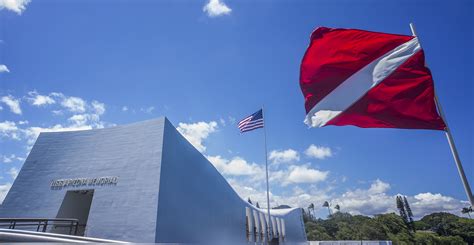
[155,119,307,243]
[156,119,249,243]
[0,119,166,242]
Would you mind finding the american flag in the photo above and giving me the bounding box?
[238,109,264,133]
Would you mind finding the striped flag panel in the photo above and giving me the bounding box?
[238,109,264,133]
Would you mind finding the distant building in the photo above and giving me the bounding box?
[0,118,307,243]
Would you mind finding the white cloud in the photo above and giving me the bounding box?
[285,165,328,185]
[414,192,452,203]
[368,179,391,194]
[305,144,332,159]
[330,179,467,218]
[204,142,466,219]
[0,183,12,204]
[91,100,105,115]
[68,114,89,126]
[1,95,22,114]
[207,155,262,176]
[0,64,10,73]
[0,0,31,14]
[61,96,86,113]
[53,93,86,113]
[0,121,21,140]
[410,192,467,218]
[226,178,280,209]
[2,154,14,163]
[177,121,218,152]
[227,178,330,210]
[333,185,395,216]
[141,106,154,114]
[65,101,105,129]
[51,110,63,115]
[8,167,19,179]
[224,157,260,176]
[203,0,231,17]
[27,91,55,106]
[227,179,268,206]
[269,149,300,164]
[122,106,128,112]
[0,92,109,148]
[2,154,23,163]
[206,155,228,173]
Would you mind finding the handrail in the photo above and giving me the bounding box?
[0,228,127,243]
[0,218,80,236]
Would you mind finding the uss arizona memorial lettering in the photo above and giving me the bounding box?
[50,176,119,189]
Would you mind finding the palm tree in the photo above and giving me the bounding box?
[461,206,473,218]
[322,201,331,216]
[308,203,315,220]
[334,204,340,212]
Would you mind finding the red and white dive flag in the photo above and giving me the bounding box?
[300,27,446,130]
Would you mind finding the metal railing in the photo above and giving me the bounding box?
[0,218,80,235]
[0,228,127,243]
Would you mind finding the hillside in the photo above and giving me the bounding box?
[305,212,474,244]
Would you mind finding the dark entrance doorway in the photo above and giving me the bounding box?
[55,189,94,236]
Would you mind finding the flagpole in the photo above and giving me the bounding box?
[410,23,474,207]
[262,105,273,242]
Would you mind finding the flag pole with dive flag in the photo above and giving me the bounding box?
[409,23,474,207]
[299,24,473,207]
[237,107,273,242]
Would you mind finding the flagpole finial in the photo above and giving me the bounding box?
[409,23,417,36]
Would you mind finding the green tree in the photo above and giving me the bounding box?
[414,232,465,245]
[374,213,411,235]
[445,216,474,244]
[358,219,387,240]
[305,221,333,240]
[335,223,358,240]
[396,196,409,225]
[409,212,473,244]
[403,196,414,231]
[304,211,473,244]
[308,203,315,220]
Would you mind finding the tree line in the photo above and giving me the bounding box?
[304,209,473,244]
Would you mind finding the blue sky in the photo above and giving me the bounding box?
[0,0,472,219]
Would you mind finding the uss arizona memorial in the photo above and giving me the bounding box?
[0,117,307,243]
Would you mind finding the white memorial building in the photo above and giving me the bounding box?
[0,118,307,243]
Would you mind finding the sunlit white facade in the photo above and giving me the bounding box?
[0,118,307,243]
